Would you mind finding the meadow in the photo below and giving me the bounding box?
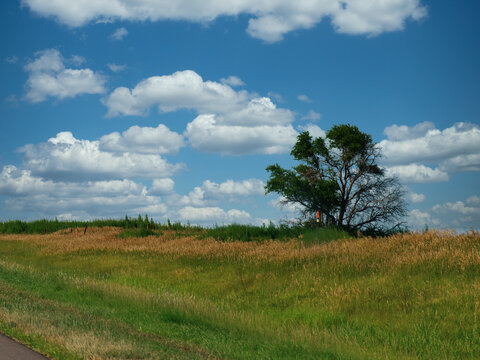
[0,221,479,359]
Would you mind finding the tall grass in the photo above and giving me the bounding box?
[300,226,351,245]
[0,228,479,358]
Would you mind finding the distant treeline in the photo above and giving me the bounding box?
[0,215,352,243]
[0,215,159,235]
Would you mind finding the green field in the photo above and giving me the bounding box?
[0,226,479,359]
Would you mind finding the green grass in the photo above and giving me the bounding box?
[203,223,300,242]
[0,229,479,359]
[300,227,351,245]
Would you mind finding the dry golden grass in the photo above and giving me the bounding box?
[2,227,479,270]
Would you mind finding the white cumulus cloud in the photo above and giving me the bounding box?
[383,121,435,141]
[103,70,249,117]
[379,122,480,184]
[407,209,439,230]
[385,164,449,184]
[330,0,427,36]
[432,196,480,217]
[0,164,263,224]
[0,165,55,196]
[23,0,427,42]
[1,131,267,223]
[149,178,175,195]
[0,165,146,197]
[408,195,480,231]
[178,178,265,207]
[104,70,293,125]
[178,206,251,223]
[24,49,106,103]
[185,114,298,155]
[0,165,165,219]
[380,122,480,166]
[19,131,183,181]
[439,153,480,173]
[104,70,297,155]
[202,179,265,198]
[407,191,426,204]
[99,124,185,155]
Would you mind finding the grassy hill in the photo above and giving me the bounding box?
[0,226,478,359]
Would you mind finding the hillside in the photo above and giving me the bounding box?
[0,228,479,359]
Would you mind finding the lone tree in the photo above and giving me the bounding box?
[265,124,406,233]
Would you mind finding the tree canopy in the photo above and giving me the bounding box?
[265,124,406,232]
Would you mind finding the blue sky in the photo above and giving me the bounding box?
[1,0,479,230]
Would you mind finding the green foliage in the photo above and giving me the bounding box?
[327,124,372,161]
[265,163,339,222]
[203,223,301,242]
[0,218,123,234]
[203,223,351,243]
[300,227,351,246]
[166,218,189,230]
[0,215,158,234]
[266,124,406,232]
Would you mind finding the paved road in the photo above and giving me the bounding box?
[0,334,49,360]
